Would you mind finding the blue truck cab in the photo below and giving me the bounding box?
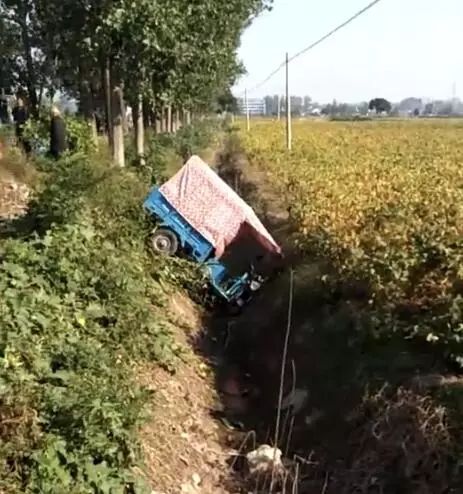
[143,187,262,307]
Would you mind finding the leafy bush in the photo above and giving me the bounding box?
[0,154,193,492]
[0,124,14,144]
[65,117,98,155]
[127,120,220,185]
[169,119,218,161]
[23,114,97,156]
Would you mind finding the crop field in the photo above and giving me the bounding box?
[242,119,463,362]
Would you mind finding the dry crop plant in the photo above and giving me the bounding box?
[243,119,463,366]
[241,119,463,492]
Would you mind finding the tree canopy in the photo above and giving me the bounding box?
[0,0,272,116]
[368,98,392,114]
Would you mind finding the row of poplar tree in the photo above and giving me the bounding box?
[0,0,272,164]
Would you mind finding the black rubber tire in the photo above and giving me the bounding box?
[150,228,179,256]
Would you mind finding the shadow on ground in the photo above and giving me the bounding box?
[190,134,461,494]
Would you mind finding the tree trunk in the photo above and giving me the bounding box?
[167,105,172,134]
[101,58,113,148]
[155,109,161,134]
[148,98,156,128]
[171,107,176,133]
[19,2,38,116]
[175,109,181,132]
[112,85,125,167]
[38,84,44,107]
[185,110,192,126]
[78,67,98,146]
[134,93,145,165]
[160,106,166,133]
[121,87,128,134]
[142,98,150,129]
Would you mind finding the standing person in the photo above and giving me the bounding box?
[12,97,31,154]
[49,106,67,159]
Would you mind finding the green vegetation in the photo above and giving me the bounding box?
[0,0,268,165]
[23,114,98,156]
[0,0,272,490]
[0,120,215,493]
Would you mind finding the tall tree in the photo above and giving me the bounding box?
[0,0,44,112]
[368,98,392,114]
[2,0,273,164]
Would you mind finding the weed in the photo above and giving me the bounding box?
[0,146,198,492]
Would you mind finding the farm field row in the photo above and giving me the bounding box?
[242,119,463,360]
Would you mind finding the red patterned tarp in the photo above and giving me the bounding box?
[159,155,281,258]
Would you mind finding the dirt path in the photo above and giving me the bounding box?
[0,168,30,221]
[137,293,242,494]
[0,143,34,222]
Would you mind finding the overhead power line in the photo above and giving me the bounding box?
[243,0,384,95]
[288,0,383,63]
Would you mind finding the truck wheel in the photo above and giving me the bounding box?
[150,228,179,256]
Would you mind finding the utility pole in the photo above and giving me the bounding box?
[285,53,292,150]
[245,88,250,131]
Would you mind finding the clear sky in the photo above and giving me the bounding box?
[234,0,463,103]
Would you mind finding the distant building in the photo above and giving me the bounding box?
[264,95,279,116]
[237,97,266,116]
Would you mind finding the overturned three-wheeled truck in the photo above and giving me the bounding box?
[143,155,283,311]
